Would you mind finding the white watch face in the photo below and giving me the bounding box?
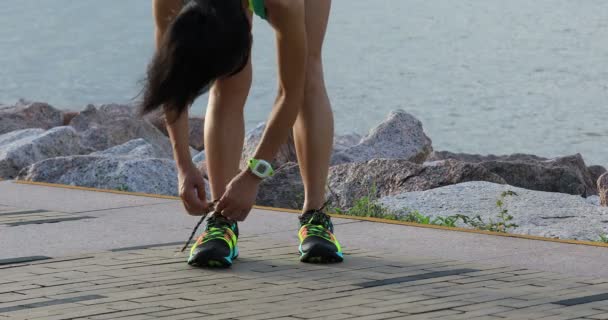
[256,162,269,175]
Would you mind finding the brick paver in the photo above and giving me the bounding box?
[0,236,606,320]
[0,181,608,320]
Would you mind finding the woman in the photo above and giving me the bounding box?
[138,0,342,267]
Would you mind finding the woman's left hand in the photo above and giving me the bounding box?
[216,170,261,221]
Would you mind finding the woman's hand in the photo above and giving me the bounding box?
[216,170,261,221]
[178,163,211,216]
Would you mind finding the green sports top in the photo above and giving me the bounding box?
[248,0,267,20]
[182,0,266,20]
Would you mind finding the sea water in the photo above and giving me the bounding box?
[1,0,607,166]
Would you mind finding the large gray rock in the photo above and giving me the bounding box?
[589,165,607,186]
[90,139,163,158]
[333,133,362,152]
[378,181,608,241]
[429,151,597,197]
[187,116,205,151]
[428,151,548,163]
[0,126,93,179]
[241,123,298,170]
[149,114,205,151]
[599,173,608,207]
[331,133,362,165]
[328,159,505,209]
[69,104,192,159]
[0,128,44,146]
[480,154,597,197]
[256,162,304,210]
[17,155,180,197]
[61,110,80,126]
[192,150,206,165]
[333,110,433,165]
[0,101,63,134]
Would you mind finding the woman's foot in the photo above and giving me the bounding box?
[188,213,239,268]
[298,209,343,263]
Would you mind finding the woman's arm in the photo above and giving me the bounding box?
[251,0,308,163]
[152,0,211,215]
[153,0,193,169]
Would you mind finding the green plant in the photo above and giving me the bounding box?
[599,234,608,243]
[401,211,462,227]
[331,183,397,219]
[115,184,130,192]
[456,190,519,233]
[292,191,305,210]
[330,184,518,233]
[329,184,459,227]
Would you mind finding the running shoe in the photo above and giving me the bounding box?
[187,213,239,268]
[298,209,343,263]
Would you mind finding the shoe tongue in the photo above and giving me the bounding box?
[207,213,232,228]
[301,210,329,227]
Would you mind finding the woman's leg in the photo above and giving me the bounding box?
[205,58,252,201]
[293,0,333,212]
[204,7,254,201]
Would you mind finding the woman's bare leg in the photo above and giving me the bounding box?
[204,7,253,201]
[293,0,333,212]
[205,58,252,201]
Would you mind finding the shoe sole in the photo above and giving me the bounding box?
[188,251,238,268]
[188,256,233,268]
[300,245,343,263]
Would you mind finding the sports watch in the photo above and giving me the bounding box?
[247,158,275,179]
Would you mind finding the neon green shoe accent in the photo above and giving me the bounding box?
[248,0,267,20]
[298,210,344,263]
[187,215,239,267]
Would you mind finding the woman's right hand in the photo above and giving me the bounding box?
[178,163,210,216]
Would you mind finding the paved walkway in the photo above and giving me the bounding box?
[1,180,608,319]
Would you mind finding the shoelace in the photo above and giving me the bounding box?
[305,223,332,239]
[179,200,220,253]
[299,200,334,236]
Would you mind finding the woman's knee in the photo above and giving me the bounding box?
[209,59,253,112]
[305,57,325,91]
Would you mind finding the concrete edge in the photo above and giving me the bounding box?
[12,180,177,200]
[10,179,608,249]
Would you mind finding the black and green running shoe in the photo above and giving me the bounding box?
[187,214,239,268]
[298,209,343,263]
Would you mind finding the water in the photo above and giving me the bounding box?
[1,1,607,166]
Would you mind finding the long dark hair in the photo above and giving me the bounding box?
[137,0,251,124]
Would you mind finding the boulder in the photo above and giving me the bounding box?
[241,123,298,170]
[333,110,432,165]
[149,114,205,151]
[0,128,44,146]
[256,162,304,210]
[187,116,205,151]
[589,165,607,186]
[0,126,93,179]
[192,150,206,165]
[90,139,163,159]
[378,181,608,241]
[480,154,596,197]
[193,151,208,180]
[17,155,181,197]
[0,101,63,134]
[599,173,608,207]
[586,195,601,206]
[68,104,196,159]
[328,159,505,209]
[62,110,80,126]
[333,133,362,152]
[428,151,547,163]
[428,151,597,197]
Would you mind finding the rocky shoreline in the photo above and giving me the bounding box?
[1,100,607,241]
